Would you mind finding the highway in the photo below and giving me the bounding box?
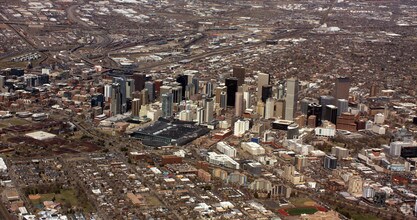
[66,4,91,29]
[90,28,310,73]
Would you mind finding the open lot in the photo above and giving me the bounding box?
[29,189,94,212]
[289,197,316,207]
[0,118,30,127]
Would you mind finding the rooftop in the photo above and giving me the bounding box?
[25,131,56,141]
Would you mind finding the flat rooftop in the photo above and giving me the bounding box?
[131,118,210,147]
[25,131,56,141]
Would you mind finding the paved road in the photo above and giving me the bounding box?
[66,4,91,28]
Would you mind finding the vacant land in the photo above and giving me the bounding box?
[0,118,29,126]
[29,189,94,212]
[289,197,316,207]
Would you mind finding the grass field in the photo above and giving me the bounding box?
[286,207,319,215]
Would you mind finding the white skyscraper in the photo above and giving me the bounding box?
[235,92,244,117]
[179,110,192,121]
[125,79,135,99]
[243,91,250,109]
[104,84,112,101]
[285,78,298,120]
[196,107,205,125]
[257,72,270,98]
[205,98,214,123]
[234,120,250,137]
[265,98,275,119]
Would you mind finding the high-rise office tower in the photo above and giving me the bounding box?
[132,98,141,117]
[215,85,227,104]
[285,78,298,120]
[113,77,126,113]
[300,98,312,115]
[275,99,285,119]
[277,82,285,99]
[196,107,204,125]
[235,92,244,117]
[220,91,227,109]
[145,81,155,102]
[192,77,199,94]
[307,103,322,127]
[205,81,213,97]
[257,73,270,98]
[334,77,350,101]
[172,86,183,103]
[154,79,163,97]
[133,73,145,91]
[185,84,195,99]
[225,77,238,107]
[110,83,122,116]
[161,93,173,118]
[265,98,275,119]
[324,105,338,124]
[160,85,172,96]
[319,95,335,119]
[336,99,349,116]
[256,101,265,118]
[233,66,245,86]
[126,79,135,99]
[261,85,273,103]
[176,74,188,97]
[141,89,149,105]
[243,91,251,109]
[104,84,112,101]
[205,98,214,123]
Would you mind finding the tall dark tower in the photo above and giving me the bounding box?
[319,95,335,119]
[225,77,238,107]
[307,103,322,127]
[233,66,245,86]
[334,77,350,101]
[133,73,145,91]
[261,85,273,103]
[176,74,188,97]
[324,105,338,124]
